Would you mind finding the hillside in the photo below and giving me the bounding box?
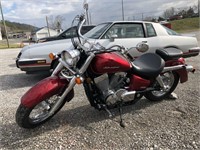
[170,17,199,33]
[0,20,38,34]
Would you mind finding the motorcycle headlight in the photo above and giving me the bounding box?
[61,49,80,66]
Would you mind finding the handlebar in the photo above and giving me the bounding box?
[75,15,127,55]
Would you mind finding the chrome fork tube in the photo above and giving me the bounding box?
[48,76,76,116]
[49,53,95,116]
[79,53,95,74]
[51,62,64,77]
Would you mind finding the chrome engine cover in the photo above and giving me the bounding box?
[94,73,135,105]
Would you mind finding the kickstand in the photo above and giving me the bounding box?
[102,104,113,118]
[118,103,125,128]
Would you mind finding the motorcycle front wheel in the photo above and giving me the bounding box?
[144,71,179,101]
[16,90,73,129]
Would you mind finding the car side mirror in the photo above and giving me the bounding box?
[136,42,149,53]
[110,34,118,42]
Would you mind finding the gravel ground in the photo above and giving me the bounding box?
[0,37,200,149]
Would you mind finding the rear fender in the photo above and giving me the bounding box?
[21,76,74,108]
[165,58,188,83]
[174,69,188,83]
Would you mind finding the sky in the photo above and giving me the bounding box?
[0,0,198,29]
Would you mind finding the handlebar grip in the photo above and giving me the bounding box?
[79,15,85,21]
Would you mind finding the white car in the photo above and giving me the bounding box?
[16,21,199,73]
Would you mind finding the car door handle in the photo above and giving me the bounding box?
[142,41,147,43]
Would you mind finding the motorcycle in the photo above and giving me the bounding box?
[16,15,195,129]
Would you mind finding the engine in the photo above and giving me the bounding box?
[94,72,136,106]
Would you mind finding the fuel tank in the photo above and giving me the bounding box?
[90,52,131,74]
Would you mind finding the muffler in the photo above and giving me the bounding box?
[163,65,195,73]
[185,65,195,73]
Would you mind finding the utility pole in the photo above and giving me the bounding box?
[122,0,124,21]
[198,0,200,17]
[83,0,89,25]
[0,0,9,48]
[46,16,50,37]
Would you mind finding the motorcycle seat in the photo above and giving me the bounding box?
[131,53,165,79]
[156,48,183,61]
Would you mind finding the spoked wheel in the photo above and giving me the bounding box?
[16,91,73,129]
[144,71,179,101]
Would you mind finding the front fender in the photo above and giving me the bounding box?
[21,76,74,108]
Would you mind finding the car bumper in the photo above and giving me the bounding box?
[16,58,51,72]
[182,47,200,58]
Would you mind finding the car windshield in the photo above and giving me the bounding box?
[84,23,111,39]
[162,25,180,36]
[58,27,76,38]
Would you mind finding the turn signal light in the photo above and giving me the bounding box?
[75,76,84,84]
[49,53,56,60]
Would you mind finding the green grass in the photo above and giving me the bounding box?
[0,39,25,49]
[0,44,20,49]
[170,17,200,33]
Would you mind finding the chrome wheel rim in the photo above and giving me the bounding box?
[152,72,175,97]
[29,95,59,123]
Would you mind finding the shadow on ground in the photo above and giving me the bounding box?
[1,98,157,149]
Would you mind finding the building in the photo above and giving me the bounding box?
[31,27,58,42]
[0,27,2,40]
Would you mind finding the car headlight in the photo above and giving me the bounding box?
[61,49,80,66]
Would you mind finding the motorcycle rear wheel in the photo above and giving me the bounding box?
[16,91,73,129]
[144,71,179,101]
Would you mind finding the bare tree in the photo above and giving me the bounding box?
[163,7,176,19]
[48,15,65,31]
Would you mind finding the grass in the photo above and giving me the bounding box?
[170,17,200,33]
[0,39,26,49]
[0,44,21,49]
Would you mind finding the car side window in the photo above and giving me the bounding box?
[81,26,95,34]
[145,23,157,37]
[102,23,144,39]
[162,25,180,36]
[63,28,76,38]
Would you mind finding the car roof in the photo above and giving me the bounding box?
[101,20,157,24]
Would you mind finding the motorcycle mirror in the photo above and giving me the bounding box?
[110,34,118,42]
[136,42,149,53]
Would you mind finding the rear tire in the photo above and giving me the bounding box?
[144,71,179,101]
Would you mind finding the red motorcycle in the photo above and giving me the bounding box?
[16,15,195,128]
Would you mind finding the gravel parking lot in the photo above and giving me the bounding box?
[0,36,199,149]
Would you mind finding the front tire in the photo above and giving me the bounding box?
[16,90,73,129]
[144,71,179,101]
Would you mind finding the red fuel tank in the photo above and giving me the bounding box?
[90,52,131,74]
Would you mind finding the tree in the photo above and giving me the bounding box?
[186,7,195,17]
[163,7,176,19]
[48,15,65,31]
[158,16,165,21]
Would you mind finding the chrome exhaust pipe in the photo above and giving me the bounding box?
[162,65,185,72]
[185,65,195,73]
[121,91,136,102]
[162,65,195,73]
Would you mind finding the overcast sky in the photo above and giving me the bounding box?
[0,0,198,28]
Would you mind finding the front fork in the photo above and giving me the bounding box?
[48,53,96,116]
[48,76,76,116]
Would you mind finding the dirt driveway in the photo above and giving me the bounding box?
[0,46,199,149]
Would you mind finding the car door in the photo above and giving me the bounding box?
[98,22,161,58]
[144,23,162,54]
